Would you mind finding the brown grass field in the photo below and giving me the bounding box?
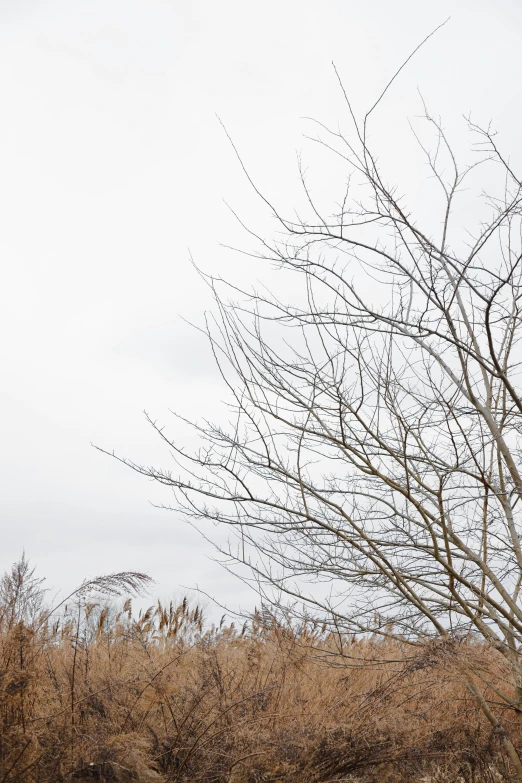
[0,558,519,782]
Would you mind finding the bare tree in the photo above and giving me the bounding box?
[104,52,522,773]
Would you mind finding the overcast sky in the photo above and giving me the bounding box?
[1,0,521,615]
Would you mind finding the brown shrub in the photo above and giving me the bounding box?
[0,558,518,782]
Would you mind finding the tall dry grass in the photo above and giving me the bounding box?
[0,557,518,782]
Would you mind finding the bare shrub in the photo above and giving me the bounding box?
[101,43,522,775]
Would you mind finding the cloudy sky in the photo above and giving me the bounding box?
[1,0,521,614]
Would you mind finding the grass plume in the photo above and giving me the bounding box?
[0,557,518,782]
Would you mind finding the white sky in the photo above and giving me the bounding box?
[1,0,521,616]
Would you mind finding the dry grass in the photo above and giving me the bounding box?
[0,558,518,782]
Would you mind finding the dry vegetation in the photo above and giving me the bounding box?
[0,557,519,783]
